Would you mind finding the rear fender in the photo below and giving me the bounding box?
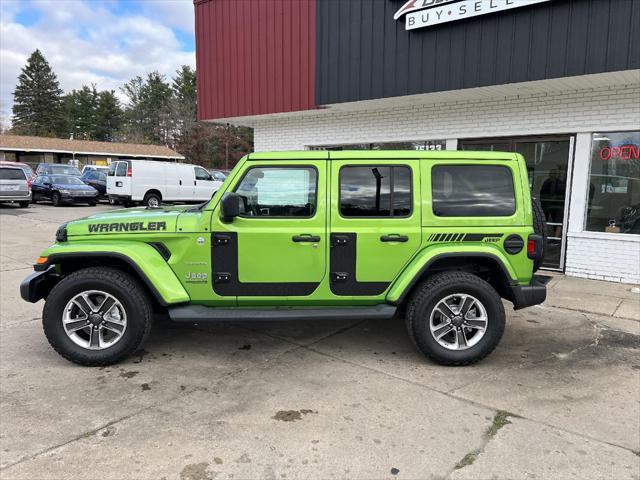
[35,242,190,305]
[386,245,518,305]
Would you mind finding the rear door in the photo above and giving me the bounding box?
[107,161,131,197]
[329,159,422,298]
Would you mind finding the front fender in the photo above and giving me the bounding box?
[35,242,190,305]
[386,245,519,304]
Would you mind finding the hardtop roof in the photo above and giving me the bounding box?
[247,150,519,161]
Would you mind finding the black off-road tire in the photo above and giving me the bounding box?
[405,272,505,366]
[531,197,547,272]
[42,267,153,366]
[51,192,61,207]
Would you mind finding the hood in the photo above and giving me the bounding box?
[54,183,96,191]
[65,205,192,237]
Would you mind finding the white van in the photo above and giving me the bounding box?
[107,160,223,207]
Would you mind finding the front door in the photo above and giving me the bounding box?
[210,161,326,305]
[329,160,422,297]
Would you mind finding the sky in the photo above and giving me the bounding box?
[0,0,196,129]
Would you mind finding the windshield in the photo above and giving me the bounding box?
[51,175,84,185]
[0,168,26,180]
[50,165,82,176]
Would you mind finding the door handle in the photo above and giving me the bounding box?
[179,180,182,185]
[380,234,409,243]
[292,235,321,243]
[194,180,197,186]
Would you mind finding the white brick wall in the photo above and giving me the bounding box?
[250,83,640,284]
[565,234,640,284]
[252,85,640,151]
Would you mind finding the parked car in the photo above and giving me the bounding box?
[107,160,223,207]
[209,169,227,182]
[21,150,547,366]
[36,163,82,176]
[31,174,98,206]
[82,165,110,175]
[0,161,35,188]
[81,169,107,199]
[0,165,31,208]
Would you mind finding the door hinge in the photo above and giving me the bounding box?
[331,272,349,283]
[213,272,231,283]
[331,235,349,247]
[212,234,231,246]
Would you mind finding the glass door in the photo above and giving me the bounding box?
[460,136,574,270]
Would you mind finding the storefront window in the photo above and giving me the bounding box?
[586,131,640,234]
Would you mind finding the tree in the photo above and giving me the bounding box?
[11,50,65,137]
[120,72,173,145]
[94,91,122,142]
[63,85,98,140]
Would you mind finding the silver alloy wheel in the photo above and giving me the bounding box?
[429,293,488,351]
[147,196,159,207]
[62,290,127,350]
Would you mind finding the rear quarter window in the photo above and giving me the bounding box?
[431,165,516,217]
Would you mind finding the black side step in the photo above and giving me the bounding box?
[168,304,397,323]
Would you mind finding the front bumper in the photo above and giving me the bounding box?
[20,266,61,303]
[61,193,98,203]
[509,275,548,310]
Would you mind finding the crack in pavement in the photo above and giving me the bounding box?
[302,342,639,456]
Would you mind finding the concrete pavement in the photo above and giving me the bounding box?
[1,203,638,480]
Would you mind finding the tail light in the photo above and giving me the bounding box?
[126,167,132,177]
[527,234,543,260]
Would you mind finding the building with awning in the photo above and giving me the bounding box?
[193,0,640,284]
[0,134,184,168]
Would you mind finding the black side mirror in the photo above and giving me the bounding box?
[220,192,242,223]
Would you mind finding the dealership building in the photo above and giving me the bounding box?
[194,0,640,283]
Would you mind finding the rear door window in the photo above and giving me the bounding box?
[339,165,412,217]
[431,165,516,217]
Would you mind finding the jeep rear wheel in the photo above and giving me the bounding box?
[406,272,505,366]
[42,267,153,366]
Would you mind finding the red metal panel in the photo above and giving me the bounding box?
[194,0,317,120]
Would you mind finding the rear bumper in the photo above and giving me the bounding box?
[509,275,548,310]
[20,266,61,303]
[108,194,132,202]
[0,192,31,202]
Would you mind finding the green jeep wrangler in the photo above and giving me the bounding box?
[21,151,547,367]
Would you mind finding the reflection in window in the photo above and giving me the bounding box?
[432,165,516,217]
[234,167,317,217]
[340,166,412,217]
[586,131,640,234]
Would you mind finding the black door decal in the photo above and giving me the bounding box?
[211,232,319,297]
[330,233,389,296]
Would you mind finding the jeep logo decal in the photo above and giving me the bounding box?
[87,222,167,233]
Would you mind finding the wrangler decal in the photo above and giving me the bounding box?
[88,221,167,233]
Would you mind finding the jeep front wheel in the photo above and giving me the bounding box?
[42,267,153,366]
[406,272,505,366]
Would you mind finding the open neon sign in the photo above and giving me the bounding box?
[599,145,640,161]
